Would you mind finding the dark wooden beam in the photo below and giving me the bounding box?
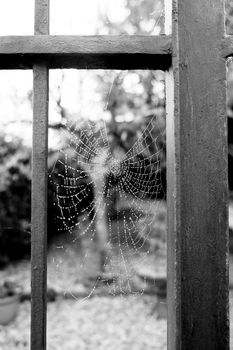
[167,0,229,349]
[0,35,172,70]
[31,1,49,350]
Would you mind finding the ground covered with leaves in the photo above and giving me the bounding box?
[0,248,167,350]
[0,295,167,350]
[1,201,233,349]
[0,205,167,350]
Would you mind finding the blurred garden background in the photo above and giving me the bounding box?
[0,1,233,349]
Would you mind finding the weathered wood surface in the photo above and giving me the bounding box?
[0,35,171,55]
[31,1,49,350]
[164,3,177,347]
[31,64,49,350]
[166,68,177,349]
[167,0,229,349]
[35,0,49,35]
[0,35,172,70]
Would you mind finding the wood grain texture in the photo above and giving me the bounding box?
[0,35,171,55]
[35,0,49,35]
[166,68,178,349]
[31,1,49,350]
[31,63,49,350]
[0,35,172,70]
[167,0,229,348]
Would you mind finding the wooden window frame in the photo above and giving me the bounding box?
[0,0,230,349]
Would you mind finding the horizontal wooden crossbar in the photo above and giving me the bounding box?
[0,35,172,70]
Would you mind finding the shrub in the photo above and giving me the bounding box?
[0,136,31,266]
[0,135,94,266]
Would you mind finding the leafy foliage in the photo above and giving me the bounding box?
[0,135,31,266]
[0,134,96,265]
[96,0,164,35]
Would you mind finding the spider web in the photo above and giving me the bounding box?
[49,71,166,300]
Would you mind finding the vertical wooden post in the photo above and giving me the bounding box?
[165,0,177,346]
[166,0,229,349]
[31,1,49,349]
[166,68,177,348]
